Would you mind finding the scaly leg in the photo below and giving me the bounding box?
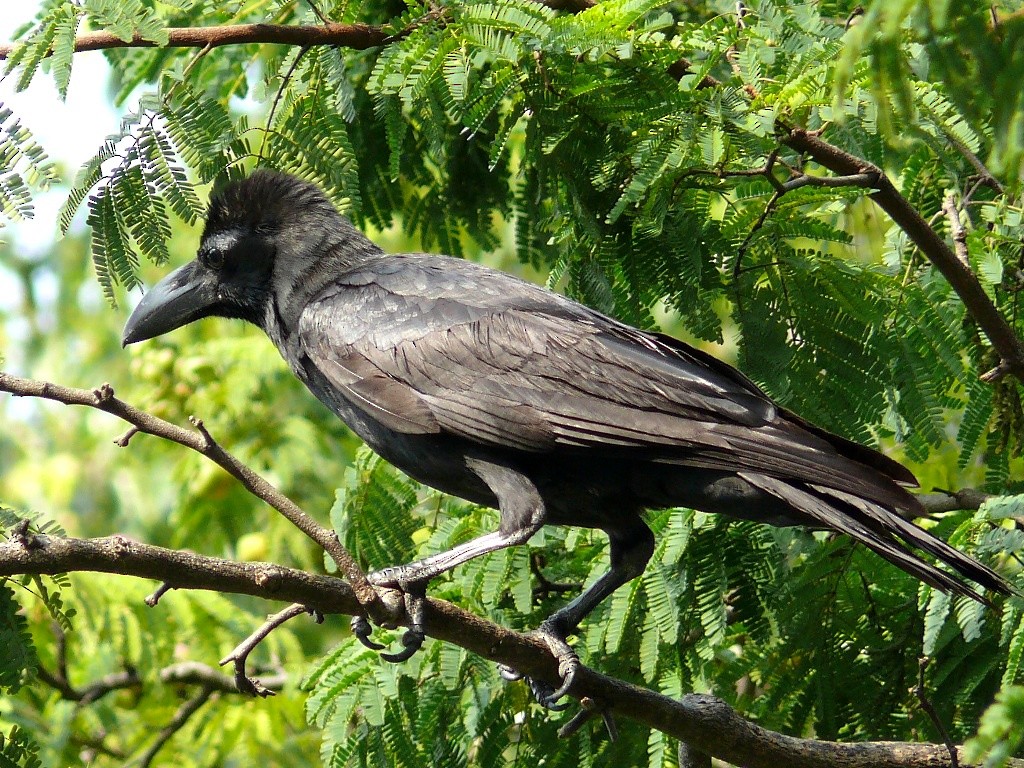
[354,457,546,661]
[503,521,655,708]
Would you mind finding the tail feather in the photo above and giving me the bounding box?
[739,472,1014,603]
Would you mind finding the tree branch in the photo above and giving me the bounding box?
[918,488,992,514]
[137,685,215,768]
[0,371,380,614]
[2,533,1017,768]
[942,193,970,268]
[160,660,286,694]
[35,662,142,704]
[220,602,315,697]
[781,127,1024,383]
[0,22,389,60]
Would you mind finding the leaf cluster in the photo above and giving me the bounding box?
[2,0,1024,766]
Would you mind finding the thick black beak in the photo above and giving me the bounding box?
[122,261,218,346]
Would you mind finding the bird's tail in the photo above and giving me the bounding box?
[738,472,1014,604]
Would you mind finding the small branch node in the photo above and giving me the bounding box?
[981,359,1013,383]
[188,415,215,448]
[114,426,140,447]
[11,518,42,550]
[556,696,617,740]
[93,383,115,404]
[145,582,175,607]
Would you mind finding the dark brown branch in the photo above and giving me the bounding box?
[36,621,143,703]
[3,534,1019,768]
[0,22,389,60]
[0,371,379,615]
[781,127,1024,383]
[37,663,142,703]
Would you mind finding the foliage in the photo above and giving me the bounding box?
[965,685,1024,768]
[1,0,1024,766]
[0,726,42,768]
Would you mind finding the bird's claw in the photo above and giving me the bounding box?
[541,651,580,707]
[498,618,579,711]
[351,575,428,663]
[497,664,523,681]
[380,627,425,663]
[532,618,580,707]
[351,615,385,651]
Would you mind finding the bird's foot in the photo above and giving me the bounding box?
[497,665,573,711]
[350,571,428,663]
[498,617,579,711]
[532,618,581,707]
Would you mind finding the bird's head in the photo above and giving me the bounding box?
[122,169,364,345]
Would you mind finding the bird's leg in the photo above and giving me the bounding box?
[513,522,655,710]
[356,457,546,662]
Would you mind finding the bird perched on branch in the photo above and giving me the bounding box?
[123,169,1012,707]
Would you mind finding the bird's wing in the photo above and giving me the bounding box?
[296,256,904,503]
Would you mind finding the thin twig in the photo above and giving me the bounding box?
[137,685,215,768]
[942,193,970,268]
[258,46,311,162]
[145,581,174,606]
[530,552,581,599]
[219,602,314,697]
[160,660,286,693]
[912,657,958,768]
[0,371,381,616]
[782,127,1024,383]
[36,662,142,704]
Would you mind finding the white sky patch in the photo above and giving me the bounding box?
[0,4,123,378]
[1,3,120,255]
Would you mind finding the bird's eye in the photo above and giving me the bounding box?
[204,248,224,269]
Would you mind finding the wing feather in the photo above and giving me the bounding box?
[296,256,915,508]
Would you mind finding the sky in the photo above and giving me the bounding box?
[0,4,124,372]
[1,3,120,255]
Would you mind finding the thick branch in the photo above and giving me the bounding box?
[0,371,379,613]
[781,128,1024,383]
[918,488,991,514]
[0,22,389,60]
[1,534,1016,768]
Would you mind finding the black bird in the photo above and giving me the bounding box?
[123,170,1012,704]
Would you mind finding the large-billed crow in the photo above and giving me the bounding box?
[123,170,1012,704]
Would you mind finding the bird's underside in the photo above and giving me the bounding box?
[122,170,1014,712]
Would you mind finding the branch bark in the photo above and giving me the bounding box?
[781,127,1024,383]
[1,534,1017,768]
[0,22,389,60]
[0,371,380,615]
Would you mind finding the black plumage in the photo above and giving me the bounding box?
[123,170,1012,703]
